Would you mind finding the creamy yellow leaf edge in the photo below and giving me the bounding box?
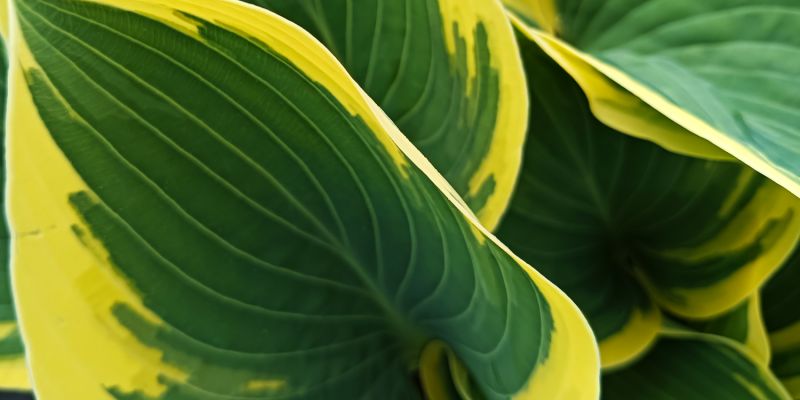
[658,327,791,400]
[0,0,31,392]
[437,0,529,230]
[5,0,599,398]
[510,16,800,199]
[510,17,731,162]
[598,305,661,371]
[638,179,800,320]
[743,295,771,366]
[510,10,800,370]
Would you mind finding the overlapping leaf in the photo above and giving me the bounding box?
[239,0,528,229]
[603,330,790,400]
[507,0,800,199]
[772,346,800,398]
[5,0,598,398]
[495,28,800,368]
[687,295,771,365]
[764,245,800,397]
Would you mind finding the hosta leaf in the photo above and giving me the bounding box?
[236,0,528,229]
[495,29,800,368]
[6,0,598,399]
[763,244,800,397]
[687,295,770,365]
[773,346,800,400]
[764,245,800,351]
[603,330,791,400]
[772,348,800,399]
[510,16,731,162]
[0,25,30,393]
[508,0,800,199]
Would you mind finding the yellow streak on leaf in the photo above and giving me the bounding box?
[598,306,661,370]
[8,12,187,398]
[641,182,800,318]
[437,0,528,229]
[744,295,771,365]
[245,379,286,392]
[770,321,800,353]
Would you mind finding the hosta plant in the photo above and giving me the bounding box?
[0,0,798,399]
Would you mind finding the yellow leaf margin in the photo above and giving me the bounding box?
[6,0,599,398]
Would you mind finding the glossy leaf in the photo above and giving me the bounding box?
[6,0,598,398]
[495,29,800,368]
[239,0,529,229]
[764,245,800,397]
[508,0,800,199]
[603,331,791,400]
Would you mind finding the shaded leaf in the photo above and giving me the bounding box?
[686,295,770,364]
[496,27,800,368]
[603,331,790,400]
[764,244,800,397]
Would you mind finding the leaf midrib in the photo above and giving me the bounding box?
[21,0,431,359]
